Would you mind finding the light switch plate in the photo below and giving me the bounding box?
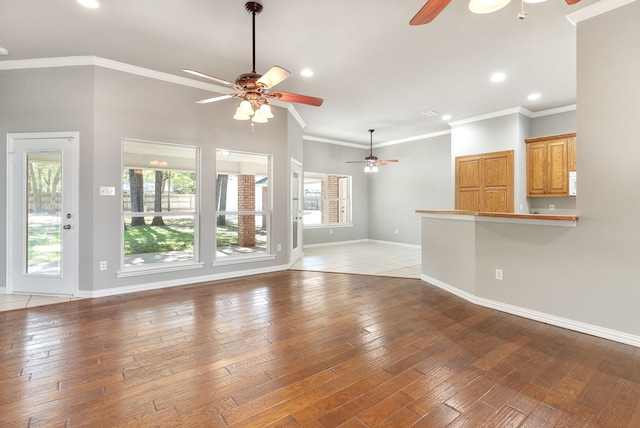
[100,186,115,196]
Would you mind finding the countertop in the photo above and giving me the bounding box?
[415,210,579,226]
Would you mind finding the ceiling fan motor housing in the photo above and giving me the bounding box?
[245,2,263,14]
[235,72,265,91]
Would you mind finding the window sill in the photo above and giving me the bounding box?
[213,254,276,266]
[303,224,353,229]
[116,261,204,278]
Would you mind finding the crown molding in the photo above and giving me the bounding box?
[1,56,577,149]
[0,55,296,108]
[302,135,365,149]
[530,104,576,118]
[449,107,532,127]
[374,130,451,148]
[567,0,637,25]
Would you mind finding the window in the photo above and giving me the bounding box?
[215,150,271,260]
[121,140,198,270]
[303,173,351,226]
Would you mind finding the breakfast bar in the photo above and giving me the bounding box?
[415,209,582,332]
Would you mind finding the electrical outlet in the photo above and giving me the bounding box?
[495,269,503,280]
[550,204,555,211]
[277,244,282,252]
[329,229,333,235]
[395,229,398,234]
[100,261,107,271]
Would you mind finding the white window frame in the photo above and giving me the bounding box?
[118,139,202,277]
[213,149,274,265]
[303,172,353,228]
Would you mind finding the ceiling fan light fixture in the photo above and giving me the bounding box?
[259,103,274,119]
[252,109,269,123]
[233,109,251,121]
[469,0,511,14]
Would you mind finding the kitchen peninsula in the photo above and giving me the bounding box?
[413,210,602,341]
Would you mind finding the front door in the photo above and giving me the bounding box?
[7,132,78,295]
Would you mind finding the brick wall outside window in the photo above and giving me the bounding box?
[238,175,255,247]
[327,175,340,223]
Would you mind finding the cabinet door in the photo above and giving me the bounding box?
[456,157,481,211]
[568,136,577,171]
[455,151,513,212]
[527,142,548,196]
[547,140,568,195]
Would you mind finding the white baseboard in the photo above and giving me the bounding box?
[303,239,368,249]
[77,263,290,298]
[303,238,420,249]
[421,274,640,348]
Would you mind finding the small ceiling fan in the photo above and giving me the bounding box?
[346,129,398,174]
[184,1,323,123]
[409,0,582,25]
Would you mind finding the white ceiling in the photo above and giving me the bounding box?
[0,0,598,146]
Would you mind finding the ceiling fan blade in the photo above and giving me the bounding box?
[564,0,581,4]
[257,66,291,89]
[195,94,235,104]
[346,161,366,164]
[410,0,453,25]
[378,160,399,165]
[269,91,324,106]
[183,69,235,87]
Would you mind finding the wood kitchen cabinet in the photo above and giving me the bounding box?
[455,150,514,212]
[525,133,576,197]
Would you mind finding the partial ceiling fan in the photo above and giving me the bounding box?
[184,1,323,123]
[346,129,398,174]
[409,0,582,25]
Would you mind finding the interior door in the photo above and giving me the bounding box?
[291,159,303,263]
[7,132,78,295]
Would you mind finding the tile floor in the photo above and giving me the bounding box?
[0,241,421,313]
[0,293,83,312]
[291,241,422,278]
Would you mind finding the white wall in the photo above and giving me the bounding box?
[421,0,640,342]
[1,62,302,294]
[368,134,452,245]
[301,140,370,245]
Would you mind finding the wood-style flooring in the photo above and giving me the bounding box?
[1,270,640,427]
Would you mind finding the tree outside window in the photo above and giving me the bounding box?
[122,140,198,268]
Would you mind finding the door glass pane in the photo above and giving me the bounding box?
[26,152,62,275]
[292,171,299,250]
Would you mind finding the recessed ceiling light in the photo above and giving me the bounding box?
[300,69,314,77]
[442,114,452,121]
[528,93,541,101]
[77,0,100,8]
[490,72,506,83]
[0,47,8,56]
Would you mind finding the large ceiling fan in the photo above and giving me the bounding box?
[346,130,399,174]
[410,0,582,25]
[184,1,323,123]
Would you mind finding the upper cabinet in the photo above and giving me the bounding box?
[455,150,514,212]
[525,133,576,197]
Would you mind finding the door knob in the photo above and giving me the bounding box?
[63,224,72,230]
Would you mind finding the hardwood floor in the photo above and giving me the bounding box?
[1,270,640,427]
